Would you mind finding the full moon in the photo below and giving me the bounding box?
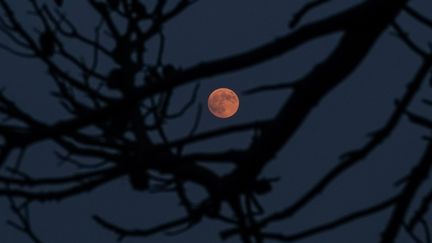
[208,88,239,118]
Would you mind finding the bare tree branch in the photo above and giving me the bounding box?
[251,196,397,242]
[381,141,432,243]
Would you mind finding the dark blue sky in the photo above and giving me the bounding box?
[1,0,432,242]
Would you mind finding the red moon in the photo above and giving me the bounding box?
[208,88,239,118]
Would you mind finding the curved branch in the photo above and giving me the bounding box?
[257,196,397,242]
[381,141,432,243]
[251,48,432,229]
[0,167,118,187]
[93,214,195,241]
[0,167,124,201]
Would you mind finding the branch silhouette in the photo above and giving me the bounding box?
[0,0,431,243]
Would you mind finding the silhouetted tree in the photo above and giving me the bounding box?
[0,0,432,243]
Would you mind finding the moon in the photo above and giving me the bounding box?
[208,88,239,118]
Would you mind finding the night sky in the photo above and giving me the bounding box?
[1,0,432,242]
